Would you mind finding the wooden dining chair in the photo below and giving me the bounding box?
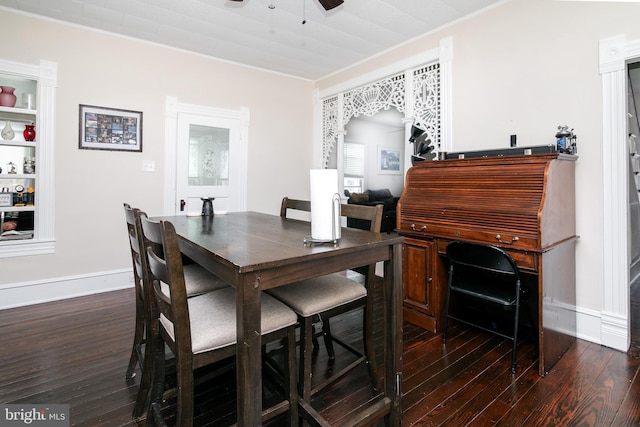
[122,204,229,418]
[270,197,383,404]
[140,215,299,427]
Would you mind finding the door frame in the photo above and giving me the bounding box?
[163,96,249,215]
[600,35,640,352]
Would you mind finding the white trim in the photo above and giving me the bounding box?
[576,305,603,345]
[599,35,640,352]
[0,269,133,310]
[163,98,249,215]
[439,37,454,154]
[0,58,56,258]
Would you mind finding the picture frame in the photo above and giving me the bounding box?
[79,104,142,152]
[377,146,402,174]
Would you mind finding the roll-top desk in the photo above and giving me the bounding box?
[397,153,577,375]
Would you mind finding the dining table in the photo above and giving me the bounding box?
[155,211,404,426]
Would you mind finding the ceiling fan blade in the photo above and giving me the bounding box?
[317,0,344,11]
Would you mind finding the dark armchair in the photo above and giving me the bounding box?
[344,188,399,233]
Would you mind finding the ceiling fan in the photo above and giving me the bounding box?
[229,0,344,11]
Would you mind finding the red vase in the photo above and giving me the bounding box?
[23,123,35,141]
[0,86,16,107]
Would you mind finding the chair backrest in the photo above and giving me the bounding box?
[124,203,158,298]
[280,197,311,217]
[124,203,144,292]
[140,216,192,355]
[280,197,383,234]
[446,240,520,285]
[340,203,383,233]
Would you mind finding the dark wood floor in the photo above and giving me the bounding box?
[1,279,640,426]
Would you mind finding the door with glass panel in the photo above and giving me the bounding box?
[176,113,237,216]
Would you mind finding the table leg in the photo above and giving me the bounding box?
[236,274,263,426]
[384,243,403,426]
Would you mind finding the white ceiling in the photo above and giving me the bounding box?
[0,0,503,80]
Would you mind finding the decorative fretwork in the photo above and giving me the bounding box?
[343,74,406,125]
[321,64,441,167]
[413,64,440,153]
[322,97,339,168]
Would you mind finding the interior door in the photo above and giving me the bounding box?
[176,113,237,216]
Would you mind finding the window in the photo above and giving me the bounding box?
[343,142,365,194]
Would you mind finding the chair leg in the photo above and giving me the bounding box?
[285,326,298,427]
[126,298,146,379]
[311,323,320,357]
[363,287,379,391]
[144,334,166,427]
[320,316,336,360]
[132,328,155,418]
[299,316,314,403]
[510,303,521,374]
[175,348,195,427]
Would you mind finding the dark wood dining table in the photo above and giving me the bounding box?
[156,211,404,426]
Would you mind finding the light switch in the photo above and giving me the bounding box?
[142,160,155,172]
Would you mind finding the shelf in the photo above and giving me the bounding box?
[0,206,35,212]
[0,105,37,116]
[0,230,34,241]
[0,174,36,180]
[0,140,36,148]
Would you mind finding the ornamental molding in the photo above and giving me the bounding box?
[321,64,441,167]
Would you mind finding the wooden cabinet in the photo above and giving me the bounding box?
[402,237,442,333]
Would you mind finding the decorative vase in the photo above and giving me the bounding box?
[0,86,17,107]
[23,123,35,142]
[1,120,15,140]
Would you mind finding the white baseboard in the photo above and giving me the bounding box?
[0,269,134,310]
[575,305,630,352]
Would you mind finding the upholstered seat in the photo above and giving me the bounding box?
[268,273,366,319]
[160,286,297,354]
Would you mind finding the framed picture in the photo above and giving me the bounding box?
[79,104,142,152]
[378,146,402,174]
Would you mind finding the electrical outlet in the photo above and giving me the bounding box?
[142,160,155,172]
[510,135,517,147]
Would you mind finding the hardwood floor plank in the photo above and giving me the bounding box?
[402,334,503,421]
[415,340,538,426]
[0,284,639,426]
[610,354,640,426]
[567,348,640,426]
[491,339,594,425]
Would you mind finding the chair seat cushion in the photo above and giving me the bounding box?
[183,264,229,295]
[160,287,297,354]
[160,264,228,297]
[267,273,366,317]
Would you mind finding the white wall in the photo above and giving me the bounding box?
[345,114,405,197]
[0,10,314,306]
[316,0,640,346]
